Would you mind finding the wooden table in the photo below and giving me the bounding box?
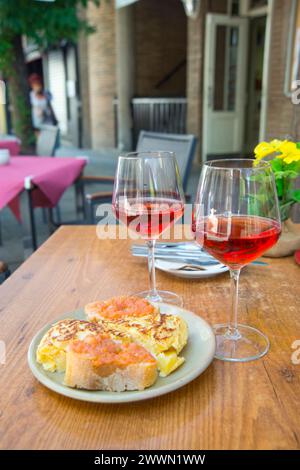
[0,226,300,450]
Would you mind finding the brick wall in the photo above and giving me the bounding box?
[78,2,116,149]
[134,0,187,97]
[266,0,295,140]
[186,1,206,144]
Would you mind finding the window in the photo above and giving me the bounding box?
[214,26,239,111]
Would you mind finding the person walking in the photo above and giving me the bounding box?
[28,73,58,132]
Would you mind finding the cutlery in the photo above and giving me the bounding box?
[155,242,202,250]
[132,253,221,266]
[133,242,201,251]
[131,247,269,266]
[131,247,213,260]
[163,262,227,272]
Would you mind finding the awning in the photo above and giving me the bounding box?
[115,0,139,8]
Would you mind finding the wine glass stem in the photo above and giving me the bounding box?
[147,239,160,301]
[227,269,242,340]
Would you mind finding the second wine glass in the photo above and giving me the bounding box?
[195,159,281,362]
[112,151,185,306]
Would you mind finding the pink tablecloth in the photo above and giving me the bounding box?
[0,139,21,156]
[0,156,86,220]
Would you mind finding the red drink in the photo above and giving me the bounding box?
[113,197,184,239]
[196,215,281,268]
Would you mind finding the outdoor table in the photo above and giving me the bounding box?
[0,136,21,155]
[0,156,86,249]
[0,225,299,450]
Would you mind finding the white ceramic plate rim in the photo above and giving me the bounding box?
[28,304,216,403]
[155,259,229,279]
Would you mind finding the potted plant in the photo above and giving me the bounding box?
[254,139,300,257]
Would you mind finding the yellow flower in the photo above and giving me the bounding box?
[275,141,297,158]
[282,152,300,164]
[254,139,300,165]
[254,142,276,160]
[269,139,288,152]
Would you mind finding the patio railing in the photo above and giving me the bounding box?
[114,97,187,147]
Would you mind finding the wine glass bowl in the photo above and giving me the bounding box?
[115,195,184,240]
[198,214,281,269]
[113,151,185,306]
[195,159,281,362]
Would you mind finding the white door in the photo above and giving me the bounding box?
[202,14,249,160]
[48,49,68,135]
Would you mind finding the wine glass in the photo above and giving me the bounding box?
[112,151,185,306]
[195,159,281,362]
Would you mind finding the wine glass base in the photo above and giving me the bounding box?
[133,290,183,307]
[213,324,270,362]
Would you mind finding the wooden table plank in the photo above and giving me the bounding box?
[0,226,299,450]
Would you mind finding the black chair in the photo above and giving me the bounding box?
[85,131,197,223]
[0,261,10,284]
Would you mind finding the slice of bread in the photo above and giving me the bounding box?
[64,334,158,392]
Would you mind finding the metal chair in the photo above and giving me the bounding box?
[85,131,197,223]
[136,131,196,193]
[0,261,10,285]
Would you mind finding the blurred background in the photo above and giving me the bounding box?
[0,0,300,271]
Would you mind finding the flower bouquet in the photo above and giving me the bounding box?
[254,140,300,257]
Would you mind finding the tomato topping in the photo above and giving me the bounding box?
[70,334,156,367]
[90,296,156,320]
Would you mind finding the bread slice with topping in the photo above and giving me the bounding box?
[64,334,158,391]
[85,296,160,322]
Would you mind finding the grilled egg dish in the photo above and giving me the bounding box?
[36,296,188,391]
[85,296,188,377]
[36,319,130,373]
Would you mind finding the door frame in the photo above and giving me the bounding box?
[202,14,249,160]
[201,0,274,160]
[241,0,274,141]
[245,15,267,152]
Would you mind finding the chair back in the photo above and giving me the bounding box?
[0,260,10,284]
[36,125,60,157]
[136,131,196,192]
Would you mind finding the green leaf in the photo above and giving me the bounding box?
[271,158,284,172]
[0,0,100,69]
[276,178,283,198]
[292,189,300,202]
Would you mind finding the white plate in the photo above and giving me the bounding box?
[28,304,215,403]
[155,259,229,279]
